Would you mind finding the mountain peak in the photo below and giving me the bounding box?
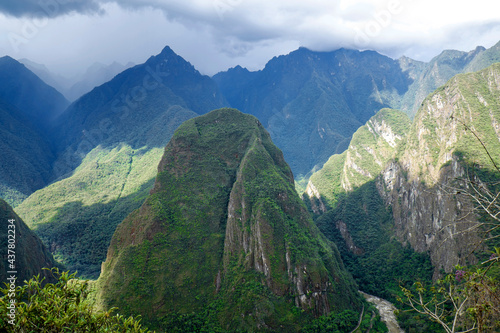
[97,107,361,331]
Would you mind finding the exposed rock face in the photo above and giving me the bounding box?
[306,108,410,206]
[377,64,500,275]
[377,159,481,277]
[97,108,361,331]
[307,64,500,277]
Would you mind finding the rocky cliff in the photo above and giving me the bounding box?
[378,63,500,274]
[307,63,500,278]
[97,108,361,332]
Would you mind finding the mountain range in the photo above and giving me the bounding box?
[1,40,500,331]
[20,59,135,102]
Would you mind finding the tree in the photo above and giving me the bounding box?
[399,119,500,332]
[0,268,153,332]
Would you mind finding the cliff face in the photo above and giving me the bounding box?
[378,64,500,274]
[97,108,361,331]
[307,63,500,278]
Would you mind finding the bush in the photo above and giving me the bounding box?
[0,268,152,332]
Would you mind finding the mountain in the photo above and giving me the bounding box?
[16,46,227,278]
[96,108,362,332]
[0,198,60,283]
[305,108,411,211]
[398,45,487,117]
[305,64,500,302]
[20,59,135,101]
[214,42,500,182]
[214,47,413,180]
[18,58,75,100]
[65,61,135,101]
[0,99,55,206]
[0,57,69,206]
[0,56,69,129]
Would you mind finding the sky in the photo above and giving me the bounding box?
[0,0,499,78]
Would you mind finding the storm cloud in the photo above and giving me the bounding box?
[0,0,103,18]
[0,0,499,77]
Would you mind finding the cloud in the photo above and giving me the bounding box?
[1,0,499,77]
[0,0,104,18]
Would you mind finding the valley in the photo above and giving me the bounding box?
[0,41,499,332]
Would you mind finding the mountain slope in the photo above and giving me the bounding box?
[0,57,68,206]
[0,56,69,129]
[16,46,227,278]
[307,63,500,285]
[96,108,362,332]
[398,42,500,118]
[306,108,411,211]
[214,47,413,179]
[215,42,500,181]
[0,198,60,283]
[0,99,56,206]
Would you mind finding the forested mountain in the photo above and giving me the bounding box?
[0,56,69,130]
[0,57,70,205]
[1,40,500,331]
[214,41,500,182]
[96,108,363,332]
[305,63,500,310]
[214,47,412,180]
[16,46,227,278]
[20,59,135,102]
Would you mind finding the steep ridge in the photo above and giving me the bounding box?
[214,47,413,179]
[0,57,68,206]
[0,99,55,206]
[0,198,60,283]
[96,108,362,332]
[380,63,500,274]
[0,56,69,129]
[306,108,411,211]
[304,109,432,303]
[306,63,500,287]
[398,46,486,117]
[16,46,227,278]
[215,42,500,181]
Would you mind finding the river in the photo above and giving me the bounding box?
[360,291,405,333]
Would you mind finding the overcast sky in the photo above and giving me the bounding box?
[0,0,499,77]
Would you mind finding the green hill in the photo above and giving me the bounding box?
[96,108,362,332]
[0,57,69,206]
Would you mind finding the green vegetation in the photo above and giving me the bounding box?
[16,45,228,278]
[0,268,152,332]
[302,307,388,333]
[17,145,163,278]
[314,181,434,300]
[96,108,364,332]
[0,198,61,283]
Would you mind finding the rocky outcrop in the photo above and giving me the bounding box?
[378,64,500,275]
[307,63,500,278]
[377,158,482,277]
